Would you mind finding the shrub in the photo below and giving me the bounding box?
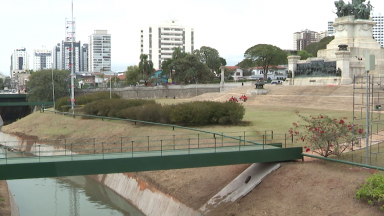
[83,99,156,117]
[116,103,163,123]
[168,101,245,126]
[289,112,363,157]
[55,91,120,112]
[356,174,384,210]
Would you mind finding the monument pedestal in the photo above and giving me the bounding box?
[335,50,353,84]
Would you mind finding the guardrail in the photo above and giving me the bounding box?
[0,133,281,164]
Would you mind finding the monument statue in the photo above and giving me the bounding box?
[334,0,373,19]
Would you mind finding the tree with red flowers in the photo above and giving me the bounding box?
[289,113,364,157]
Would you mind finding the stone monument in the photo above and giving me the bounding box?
[286,0,384,85]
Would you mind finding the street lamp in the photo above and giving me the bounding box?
[51,67,55,112]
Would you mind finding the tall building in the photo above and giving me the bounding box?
[61,41,81,72]
[141,19,194,70]
[52,43,61,70]
[33,49,52,70]
[293,29,319,51]
[81,43,89,72]
[88,30,111,72]
[10,48,29,78]
[372,12,384,48]
[328,21,334,36]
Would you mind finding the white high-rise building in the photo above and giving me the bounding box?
[33,49,52,70]
[141,20,194,70]
[10,47,29,78]
[372,12,384,48]
[88,30,111,72]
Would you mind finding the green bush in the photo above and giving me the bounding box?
[168,101,245,126]
[356,173,384,210]
[83,99,156,117]
[81,99,245,126]
[55,91,120,112]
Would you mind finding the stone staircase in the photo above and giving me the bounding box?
[190,84,363,111]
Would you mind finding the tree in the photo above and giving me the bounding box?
[289,113,363,157]
[237,58,255,69]
[161,48,215,84]
[297,50,313,60]
[304,36,334,57]
[27,69,71,102]
[243,44,287,81]
[138,54,155,80]
[194,46,226,73]
[171,53,213,84]
[124,65,141,85]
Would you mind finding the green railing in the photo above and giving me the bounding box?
[0,133,280,164]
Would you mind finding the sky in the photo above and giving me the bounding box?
[1,0,384,76]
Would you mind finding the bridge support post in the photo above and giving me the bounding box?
[102,142,104,159]
[215,137,217,153]
[38,144,41,162]
[173,135,175,150]
[244,132,246,146]
[198,134,200,148]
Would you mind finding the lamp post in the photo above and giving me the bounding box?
[109,73,112,99]
[51,67,55,112]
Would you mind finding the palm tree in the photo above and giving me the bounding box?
[139,54,154,80]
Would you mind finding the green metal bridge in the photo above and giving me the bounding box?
[0,111,303,180]
[0,134,303,180]
[0,94,53,123]
[0,94,53,106]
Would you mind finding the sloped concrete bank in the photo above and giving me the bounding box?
[8,189,19,216]
[0,132,202,216]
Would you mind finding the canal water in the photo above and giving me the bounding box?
[0,143,145,216]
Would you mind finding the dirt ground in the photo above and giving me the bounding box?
[0,181,11,216]
[2,85,384,215]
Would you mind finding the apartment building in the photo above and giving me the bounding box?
[372,12,384,48]
[328,21,334,36]
[141,20,194,69]
[33,49,52,70]
[10,47,29,78]
[293,29,319,50]
[88,30,111,72]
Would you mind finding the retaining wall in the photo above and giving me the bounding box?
[78,83,250,99]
